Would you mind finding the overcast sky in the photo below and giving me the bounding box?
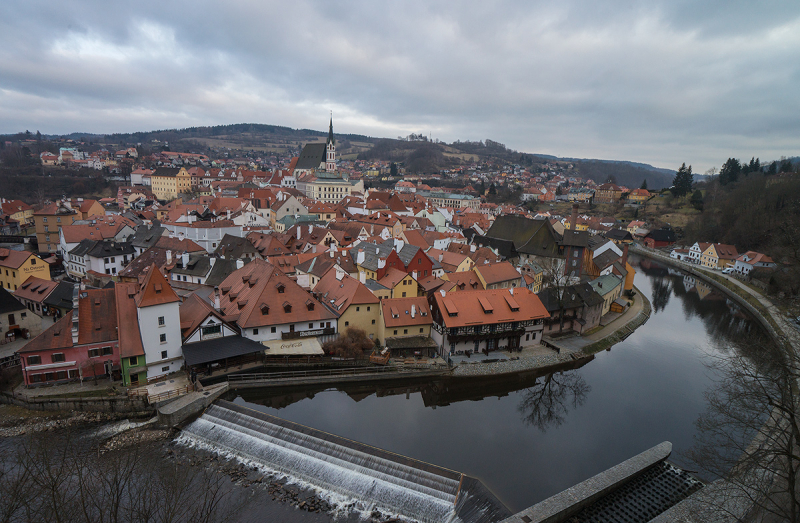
[1,1,798,171]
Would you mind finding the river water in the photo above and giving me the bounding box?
[232,256,765,513]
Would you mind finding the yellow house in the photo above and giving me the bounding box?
[33,201,77,254]
[150,167,191,200]
[313,269,381,341]
[627,188,650,204]
[378,296,433,345]
[0,249,51,291]
[700,243,739,269]
[378,268,419,298]
[1,200,34,227]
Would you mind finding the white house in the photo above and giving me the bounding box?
[733,251,777,277]
[135,267,183,381]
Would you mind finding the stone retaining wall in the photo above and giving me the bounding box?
[0,390,152,414]
[630,246,779,341]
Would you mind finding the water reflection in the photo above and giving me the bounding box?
[232,256,767,512]
[517,371,591,432]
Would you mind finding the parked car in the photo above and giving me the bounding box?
[722,268,734,275]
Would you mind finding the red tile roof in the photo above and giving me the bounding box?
[381,297,432,328]
[433,287,549,328]
[135,265,181,308]
[115,282,144,358]
[0,248,36,269]
[216,259,336,329]
[475,262,521,285]
[78,288,118,344]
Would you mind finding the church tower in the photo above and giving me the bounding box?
[325,115,336,172]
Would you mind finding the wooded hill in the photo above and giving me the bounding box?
[22,124,676,189]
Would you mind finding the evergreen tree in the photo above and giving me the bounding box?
[671,163,693,197]
[690,189,704,210]
[767,161,778,175]
[780,159,793,173]
[489,183,497,195]
[719,158,741,185]
[640,179,648,190]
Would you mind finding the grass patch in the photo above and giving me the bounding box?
[29,388,122,399]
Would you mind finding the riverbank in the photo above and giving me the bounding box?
[450,286,651,377]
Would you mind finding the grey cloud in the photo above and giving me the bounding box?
[1,0,798,170]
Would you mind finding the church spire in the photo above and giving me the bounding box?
[325,112,336,172]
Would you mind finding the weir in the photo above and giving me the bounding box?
[179,400,510,523]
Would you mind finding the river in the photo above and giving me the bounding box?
[231,255,765,513]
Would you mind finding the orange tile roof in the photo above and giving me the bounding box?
[313,270,379,312]
[115,282,144,358]
[0,248,37,269]
[78,288,118,344]
[135,265,181,308]
[475,262,521,285]
[13,276,58,302]
[18,312,74,353]
[433,287,549,328]
[381,297,432,327]
[216,258,336,328]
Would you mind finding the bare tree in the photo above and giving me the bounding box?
[687,334,800,522]
[0,430,251,523]
[517,370,591,432]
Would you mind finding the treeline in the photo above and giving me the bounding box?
[685,173,800,293]
[576,160,673,190]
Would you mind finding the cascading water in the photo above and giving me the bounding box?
[178,400,485,522]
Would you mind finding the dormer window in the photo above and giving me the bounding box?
[306,300,315,311]
[260,304,269,315]
[283,302,292,313]
[276,284,285,294]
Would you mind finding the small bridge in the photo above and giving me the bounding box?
[227,364,450,389]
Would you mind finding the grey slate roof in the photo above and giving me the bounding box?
[69,238,97,257]
[205,258,249,288]
[131,225,167,250]
[295,143,326,170]
[87,241,135,258]
[561,229,590,248]
[171,254,212,278]
[214,234,260,259]
[0,287,25,314]
[593,250,622,271]
[43,281,75,311]
[182,335,263,367]
[605,228,633,242]
[356,242,395,272]
[364,279,388,292]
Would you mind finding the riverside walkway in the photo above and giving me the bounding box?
[225,363,450,389]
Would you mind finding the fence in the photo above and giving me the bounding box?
[147,384,192,404]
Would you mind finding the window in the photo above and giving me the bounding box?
[450,342,456,353]
[253,328,259,335]
[129,357,138,366]
[161,350,168,359]
[51,353,65,363]
[160,333,167,343]
[372,319,376,324]
[27,355,41,365]
[20,312,26,318]
[403,329,408,334]
[88,348,101,358]
[366,307,370,311]
[356,307,360,312]
[158,316,165,326]
[420,328,424,333]
[271,327,276,333]
[42,217,47,223]
[102,346,112,356]
[402,292,406,297]
[162,366,170,372]
[393,330,398,335]
[345,321,349,327]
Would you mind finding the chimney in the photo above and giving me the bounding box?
[378,257,386,269]
[213,287,221,311]
[509,287,514,295]
[357,249,365,265]
[470,244,476,253]
[411,304,416,318]
[359,271,366,284]
[181,252,189,267]
[570,202,579,231]
[236,259,244,269]
[166,250,172,264]
[297,227,302,240]
[308,225,313,235]
[330,249,334,258]
[412,270,418,280]
[438,253,443,263]
[209,257,216,268]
